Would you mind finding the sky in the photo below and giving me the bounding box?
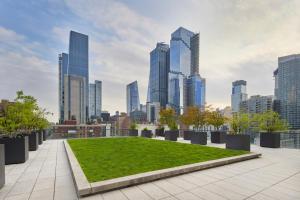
[0,0,300,122]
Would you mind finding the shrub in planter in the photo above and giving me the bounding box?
[38,131,43,145]
[159,108,179,141]
[226,113,251,151]
[183,130,193,140]
[253,111,288,148]
[155,127,164,137]
[191,131,207,145]
[28,131,39,151]
[0,144,5,189]
[141,128,152,138]
[42,129,47,141]
[129,122,138,136]
[207,110,227,143]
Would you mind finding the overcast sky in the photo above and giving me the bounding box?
[1,0,300,122]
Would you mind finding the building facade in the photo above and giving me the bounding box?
[126,81,140,114]
[146,102,160,123]
[147,43,170,109]
[89,80,102,120]
[63,75,86,124]
[167,27,205,114]
[231,80,247,113]
[240,95,273,114]
[58,53,68,123]
[274,54,300,129]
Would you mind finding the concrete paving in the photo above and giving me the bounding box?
[0,139,300,200]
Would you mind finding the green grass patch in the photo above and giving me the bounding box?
[68,137,247,182]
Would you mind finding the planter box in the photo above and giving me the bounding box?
[226,134,250,151]
[260,132,280,148]
[38,131,43,145]
[183,130,193,140]
[191,132,207,145]
[42,130,47,141]
[0,144,4,189]
[28,132,39,151]
[211,131,226,144]
[155,129,164,137]
[141,130,152,138]
[0,136,29,164]
[164,130,179,141]
[129,129,138,136]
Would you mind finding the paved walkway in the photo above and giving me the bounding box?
[0,139,300,200]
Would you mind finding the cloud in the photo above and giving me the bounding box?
[0,26,57,122]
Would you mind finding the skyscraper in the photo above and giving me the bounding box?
[58,53,68,123]
[239,95,273,114]
[127,81,140,114]
[168,27,205,114]
[68,31,89,120]
[231,80,247,113]
[274,54,300,129]
[89,80,102,120]
[64,75,86,124]
[147,43,170,108]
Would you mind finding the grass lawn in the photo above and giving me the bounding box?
[68,137,248,182]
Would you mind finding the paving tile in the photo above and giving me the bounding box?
[7,180,35,197]
[202,183,246,200]
[4,193,30,200]
[166,177,197,190]
[153,180,185,195]
[33,177,55,191]
[29,188,54,200]
[138,182,170,199]
[175,192,202,200]
[190,187,227,200]
[121,186,152,200]
[102,190,127,200]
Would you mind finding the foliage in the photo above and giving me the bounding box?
[0,91,49,137]
[229,113,250,135]
[180,106,209,131]
[159,108,178,130]
[68,137,247,182]
[129,121,137,130]
[207,110,226,130]
[253,111,288,133]
[142,127,148,131]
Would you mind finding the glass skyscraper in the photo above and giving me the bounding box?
[231,80,248,113]
[89,80,102,120]
[168,27,205,114]
[274,54,300,129]
[68,31,89,121]
[58,53,68,123]
[147,43,170,108]
[127,81,140,114]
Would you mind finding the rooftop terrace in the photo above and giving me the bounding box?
[0,138,299,200]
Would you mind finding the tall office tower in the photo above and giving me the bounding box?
[168,27,205,114]
[231,80,247,113]
[126,81,140,114]
[147,43,170,109]
[240,95,273,114]
[58,53,68,124]
[185,74,206,109]
[89,80,102,120]
[274,54,300,129]
[68,31,89,121]
[64,75,86,124]
[146,102,161,123]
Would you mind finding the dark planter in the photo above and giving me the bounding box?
[38,131,43,145]
[183,130,193,140]
[129,129,138,136]
[141,130,152,138]
[155,129,164,137]
[28,132,39,151]
[0,144,5,189]
[260,132,280,148]
[211,131,226,144]
[42,130,47,141]
[226,134,250,151]
[0,136,29,164]
[191,132,207,145]
[164,130,179,141]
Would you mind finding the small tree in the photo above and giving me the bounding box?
[207,110,226,131]
[230,113,250,134]
[129,121,137,130]
[180,106,209,131]
[254,111,288,133]
[159,108,178,130]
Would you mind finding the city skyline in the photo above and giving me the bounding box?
[1,0,300,122]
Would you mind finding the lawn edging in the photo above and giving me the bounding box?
[64,140,261,197]
[64,140,91,196]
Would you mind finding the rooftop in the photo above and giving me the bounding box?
[0,139,299,200]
